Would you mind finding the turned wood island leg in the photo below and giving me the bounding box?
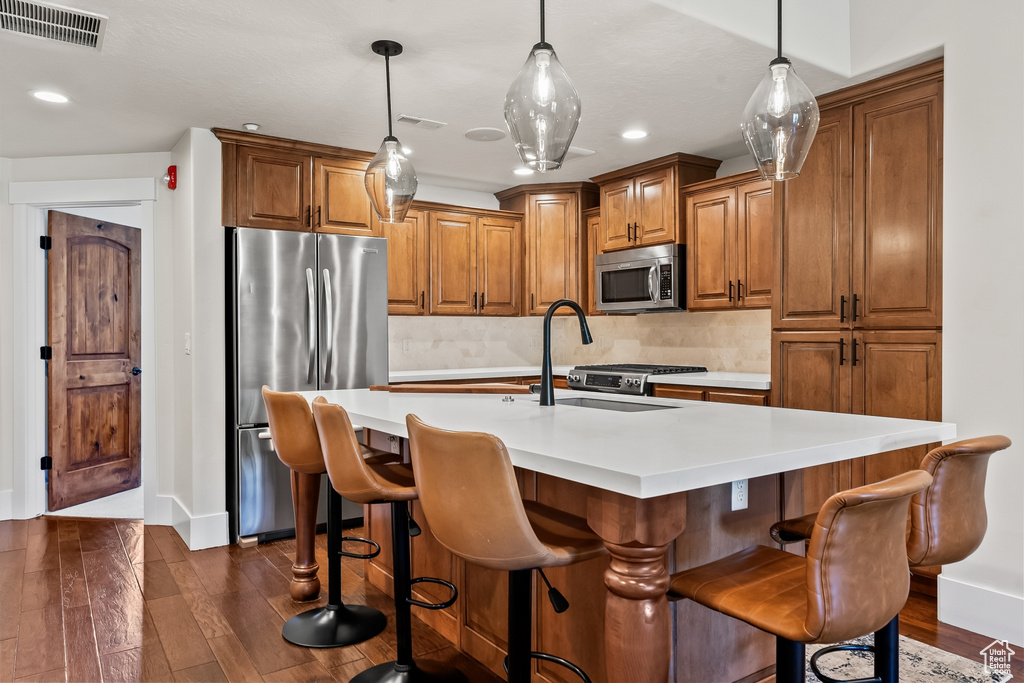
[289,470,322,601]
[587,489,688,683]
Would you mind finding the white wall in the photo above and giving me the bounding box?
[0,158,13,518]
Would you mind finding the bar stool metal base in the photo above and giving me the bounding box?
[351,660,468,683]
[282,603,386,648]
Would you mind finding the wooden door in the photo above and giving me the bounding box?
[478,215,520,316]
[774,106,853,329]
[383,210,428,315]
[525,193,579,315]
[736,180,773,309]
[685,187,736,310]
[46,212,142,511]
[772,331,853,516]
[313,156,381,236]
[852,330,941,484]
[429,211,477,315]
[853,80,942,329]
[584,209,602,315]
[634,166,676,245]
[236,145,311,231]
[599,178,633,251]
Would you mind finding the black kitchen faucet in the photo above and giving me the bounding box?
[540,299,593,406]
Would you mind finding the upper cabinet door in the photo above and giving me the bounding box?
[774,106,853,330]
[429,211,478,315]
[634,166,676,246]
[526,193,579,315]
[736,180,773,309]
[584,209,602,316]
[384,210,428,315]
[314,156,381,237]
[599,178,633,252]
[852,81,942,329]
[686,187,736,310]
[236,145,312,231]
[478,216,521,316]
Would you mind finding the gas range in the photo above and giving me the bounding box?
[565,363,708,396]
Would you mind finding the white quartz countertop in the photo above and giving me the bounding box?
[302,388,954,499]
[649,372,771,391]
[389,366,572,383]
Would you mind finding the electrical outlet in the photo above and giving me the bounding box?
[388,435,400,454]
[731,479,748,511]
[402,339,412,354]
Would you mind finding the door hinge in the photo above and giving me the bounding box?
[39,235,52,250]
[40,346,52,360]
[40,456,53,471]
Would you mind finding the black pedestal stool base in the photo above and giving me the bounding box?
[351,659,469,683]
[282,602,387,648]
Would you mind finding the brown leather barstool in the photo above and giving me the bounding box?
[312,397,463,683]
[405,414,608,683]
[768,435,1012,682]
[668,470,933,683]
[262,387,387,648]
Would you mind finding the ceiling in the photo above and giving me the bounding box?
[0,0,938,193]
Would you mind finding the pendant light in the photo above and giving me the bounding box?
[504,0,581,173]
[740,0,820,181]
[364,40,417,223]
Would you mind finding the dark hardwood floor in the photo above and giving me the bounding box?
[1,517,1020,682]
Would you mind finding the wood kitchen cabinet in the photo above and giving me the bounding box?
[591,153,720,252]
[428,207,521,316]
[383,209,428,315]
[772,329,941,516]
[652,384,770,405]
[216,128,380,235]
[495,183,598,316]
[683,171,773,310]
[583,206,602,315]
[773,62,942,331]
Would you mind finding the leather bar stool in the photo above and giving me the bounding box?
[405,415,608,683]
[311,397,463,683]
[262,387,387,647]
[768,435,1012,683]
[668,471,933,683]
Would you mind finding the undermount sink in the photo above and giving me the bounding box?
[553,397,679,412]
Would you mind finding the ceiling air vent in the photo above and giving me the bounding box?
[396,114,447,130]
[0,0,107,49]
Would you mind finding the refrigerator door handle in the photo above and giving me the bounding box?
[305,268,316,384]
[323,267,334,384]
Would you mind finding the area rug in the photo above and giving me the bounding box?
[806,634,1012,682]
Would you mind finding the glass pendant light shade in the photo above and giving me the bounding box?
[365,135,417,223]
[504,42,581,172]
[741,58,819,181]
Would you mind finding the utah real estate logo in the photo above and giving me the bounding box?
[981,639,1015,680]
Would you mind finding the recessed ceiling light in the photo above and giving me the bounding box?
[622,130,648,140]
[31,90,69,103]
[513,167,534,176]
[243,123,260,131]
[465,127,507,142]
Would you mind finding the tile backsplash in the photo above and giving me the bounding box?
[388,309,771,373]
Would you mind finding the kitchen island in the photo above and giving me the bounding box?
[303,388,953,682]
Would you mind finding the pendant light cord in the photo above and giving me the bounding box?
[777,0,783,60]
[539,0,546,44]
[384,53,394,138]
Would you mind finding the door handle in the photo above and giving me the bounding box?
[305,268,316,384]
[851,338,859,366]
[306,206,311,228]
[840,295,847,323]
[839,338,845,366]
[316,206,322,228]
[420,291,425,310]
[852,294,860,322]
[648,265,658,303]
[473,291,478,311]
[322,268,334,384]
[131,366,142,376]
[728,280,734,302]
[737,279,744,300]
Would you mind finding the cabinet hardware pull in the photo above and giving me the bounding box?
[420,291,424,309]
[852,294,860,321]
[852,338,859,366]
[626,223,632,242]
[633,222,639,242]
[737,279,744,300]
[728,280,734,302]
[473,291,478,311]
[840,295,847,323]
[531,293,535,310]
[306,206,311,228]
[316,206,322,228]
[839,338,845,366]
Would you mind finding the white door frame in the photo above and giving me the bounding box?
[9,178,158,519]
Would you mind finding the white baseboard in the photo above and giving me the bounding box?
[160,494,229,551]
[0,489,12,520]
[145,492,173,526]
[939,574,1024,646]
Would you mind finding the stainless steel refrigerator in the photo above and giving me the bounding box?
[227,228,388,542]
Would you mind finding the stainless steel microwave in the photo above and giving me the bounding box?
[595,244,685,313]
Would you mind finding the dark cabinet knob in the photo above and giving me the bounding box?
[131,367,142,376]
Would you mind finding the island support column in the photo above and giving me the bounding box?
[289,470,322,601]
[587,489,687,683]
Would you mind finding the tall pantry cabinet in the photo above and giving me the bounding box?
[772,59,944,518]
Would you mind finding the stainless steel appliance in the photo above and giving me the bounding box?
[227,228,388,542]
[595,244,685,314]
[565,363,707,396]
